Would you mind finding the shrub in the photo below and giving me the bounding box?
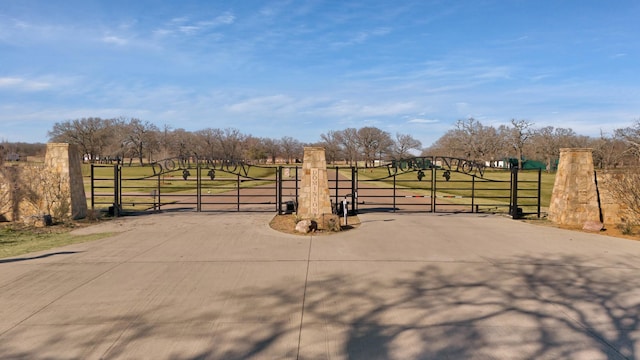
[606,168,640,227]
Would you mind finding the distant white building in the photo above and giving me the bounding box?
[485,160,506,168]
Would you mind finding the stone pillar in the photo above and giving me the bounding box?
[44,143,87,220]
[297,147,334,220]
[548,148,601,227]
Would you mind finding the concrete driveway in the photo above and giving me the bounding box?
[1,212,639,359]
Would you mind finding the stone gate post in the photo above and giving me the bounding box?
[297,147,335,227]
[548,148,601,228]
[45,143,88,220]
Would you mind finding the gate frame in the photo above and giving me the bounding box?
[91,158,283,216]
[91,156,541,218]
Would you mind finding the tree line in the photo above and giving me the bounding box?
[424,118,640,169]
[45,117,423,166]
[2,116,637,169]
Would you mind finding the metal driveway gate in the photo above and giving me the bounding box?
[91,156,541,218]
[350,156,541,217]
[91,158,281,215]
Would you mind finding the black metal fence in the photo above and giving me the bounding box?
[90,157,541,218]
[90,163,281,215]
[347,165,540,217]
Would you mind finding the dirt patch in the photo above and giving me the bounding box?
[269,214,361,235]
[523,217,640,241]
[577,224,639,241]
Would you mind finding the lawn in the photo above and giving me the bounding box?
[0,224,113,259]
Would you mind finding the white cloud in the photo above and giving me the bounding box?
[102,35,128,45]
[179,26,200,35]
[170,17,189,24]
[156,12,235,38]
[0,77,23,87]
[226,94,295,113]
[472,66,512,80]
[332,27,392,47]
[153,29,173,37]
[211,12,235,26]
[0,77,51,91]
[408,118,439,124]
[455,102,470,113]
[371,27,391,36]
[324,100,417,118]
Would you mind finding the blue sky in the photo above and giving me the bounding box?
[1,0,639,146]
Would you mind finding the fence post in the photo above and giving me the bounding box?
[510,166,520,219]
[537,168,542,218]
[237,173,240,212]
[118,165,123,215]
[471,175,476,213]
[393,172,397,213]
[431,159,436,213]
[335,166,339,206]
[196,165,201,212]
[295,166,299,208]
[277,166,282,214]
[351,167,357,214]
[155,173,160,212]
[157,172,161,212]
[113,164,120,217]
[90,164,95,211]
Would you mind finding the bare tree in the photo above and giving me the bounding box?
[99,117,128,162]
[241,136,264,163]
[606,168,640,226]
[319,130,343,164]
[377,132,394,163]
[392,133,422,159]
[261,138,281,164]
[214,128,245,160]
[614,119,640,163]
[335,128,360,166]
[357,127,392,167]
[280,136,303,164]
[123,119,159,166]
[481,125,506,166]
[505,119,534,169]
[444,118,499,161]
[422,131,462,157]
[529,127,581,171]
[194,128,222,160]
[592,131,634,169]
[168,128,197,160]
[157,124,173,160]
[48,117,113,162]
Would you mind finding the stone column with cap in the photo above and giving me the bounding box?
[44,143,88,220]
[297,147,334,223]
[548,148,602,229]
